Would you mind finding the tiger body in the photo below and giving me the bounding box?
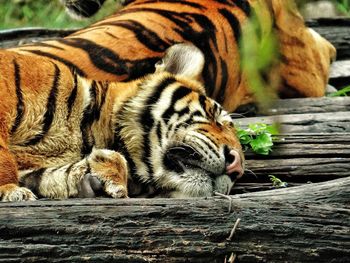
[11,0,336,112]
[0,44,244,201]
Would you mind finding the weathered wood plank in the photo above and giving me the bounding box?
[0,177,349,263]
[0,27,77,48]
[330,59,350,79]
[263,97,350,115]
[236,111,350,133]
[240,133,350,185]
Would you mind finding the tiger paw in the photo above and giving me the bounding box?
[0,183,37,202]
[105,183,128,198]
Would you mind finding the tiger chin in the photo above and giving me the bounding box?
[0,43,245,201]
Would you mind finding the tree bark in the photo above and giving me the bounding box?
[0,177,349,263]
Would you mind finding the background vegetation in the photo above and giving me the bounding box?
[0,0,120,29]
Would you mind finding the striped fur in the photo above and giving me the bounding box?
[12,0,336,112]
[0,44,244,201]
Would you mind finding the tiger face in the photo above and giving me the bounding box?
[119,76,244,198]
[113,44,244,197]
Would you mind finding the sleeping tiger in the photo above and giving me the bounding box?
[11,0,336,112]
[0,44,244,202]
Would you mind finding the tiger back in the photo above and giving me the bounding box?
[10,0,336,112]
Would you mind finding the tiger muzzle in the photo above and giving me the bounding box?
[164,145,204,173]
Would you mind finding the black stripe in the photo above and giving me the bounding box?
[56,38,161,81]
[219,8,242,45]
[199,95,207,112]
[156,121,162,144]
[79,81,108,155]
[140,77,176,176]
[22,49,86,77]
[65,0,106,18]
[24,64,60,146]
[19,168,46,196]
[106,20,169,52]
[213,0,251,17]
[10,60,24,134]
[234,0,251,17]
[66,73,78,120]
[57,38,129,76]
[216,58,229,104]
[112,126,137,176]
[195,133,221,159]
[161,86,192,124]
[80,81,97,156]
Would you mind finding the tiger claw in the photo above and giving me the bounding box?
[0,184,37,202]
[105,183,128,199]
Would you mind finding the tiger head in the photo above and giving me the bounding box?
[113,44,245,198]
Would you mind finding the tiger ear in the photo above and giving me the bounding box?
[155,43,205,80]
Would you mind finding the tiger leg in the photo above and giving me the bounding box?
[0,136,36,202]
[20,148,128,199]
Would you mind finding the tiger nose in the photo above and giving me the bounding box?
[225,149,244,179]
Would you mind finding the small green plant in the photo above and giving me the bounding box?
[327,85,350,97]
[236,123,278,155]
[335,0,350,16]
[269,175,288,188]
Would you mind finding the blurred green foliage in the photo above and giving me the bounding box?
[334,0,350,15]
[328,86,350,96]
[0,0,119,29]
[240,1,279,110]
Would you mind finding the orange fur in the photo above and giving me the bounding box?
[10,0,335,112]
[0,44,245,200]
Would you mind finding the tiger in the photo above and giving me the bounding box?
[60,0,106,19]
[0,43,245,202]
[10,0,336,112]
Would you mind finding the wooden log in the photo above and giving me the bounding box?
[0,177,348,262]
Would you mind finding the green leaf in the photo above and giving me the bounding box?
[327,86,350,97]
[269,175,287,188]
[249,133,273,155]
[236,123,278,155]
